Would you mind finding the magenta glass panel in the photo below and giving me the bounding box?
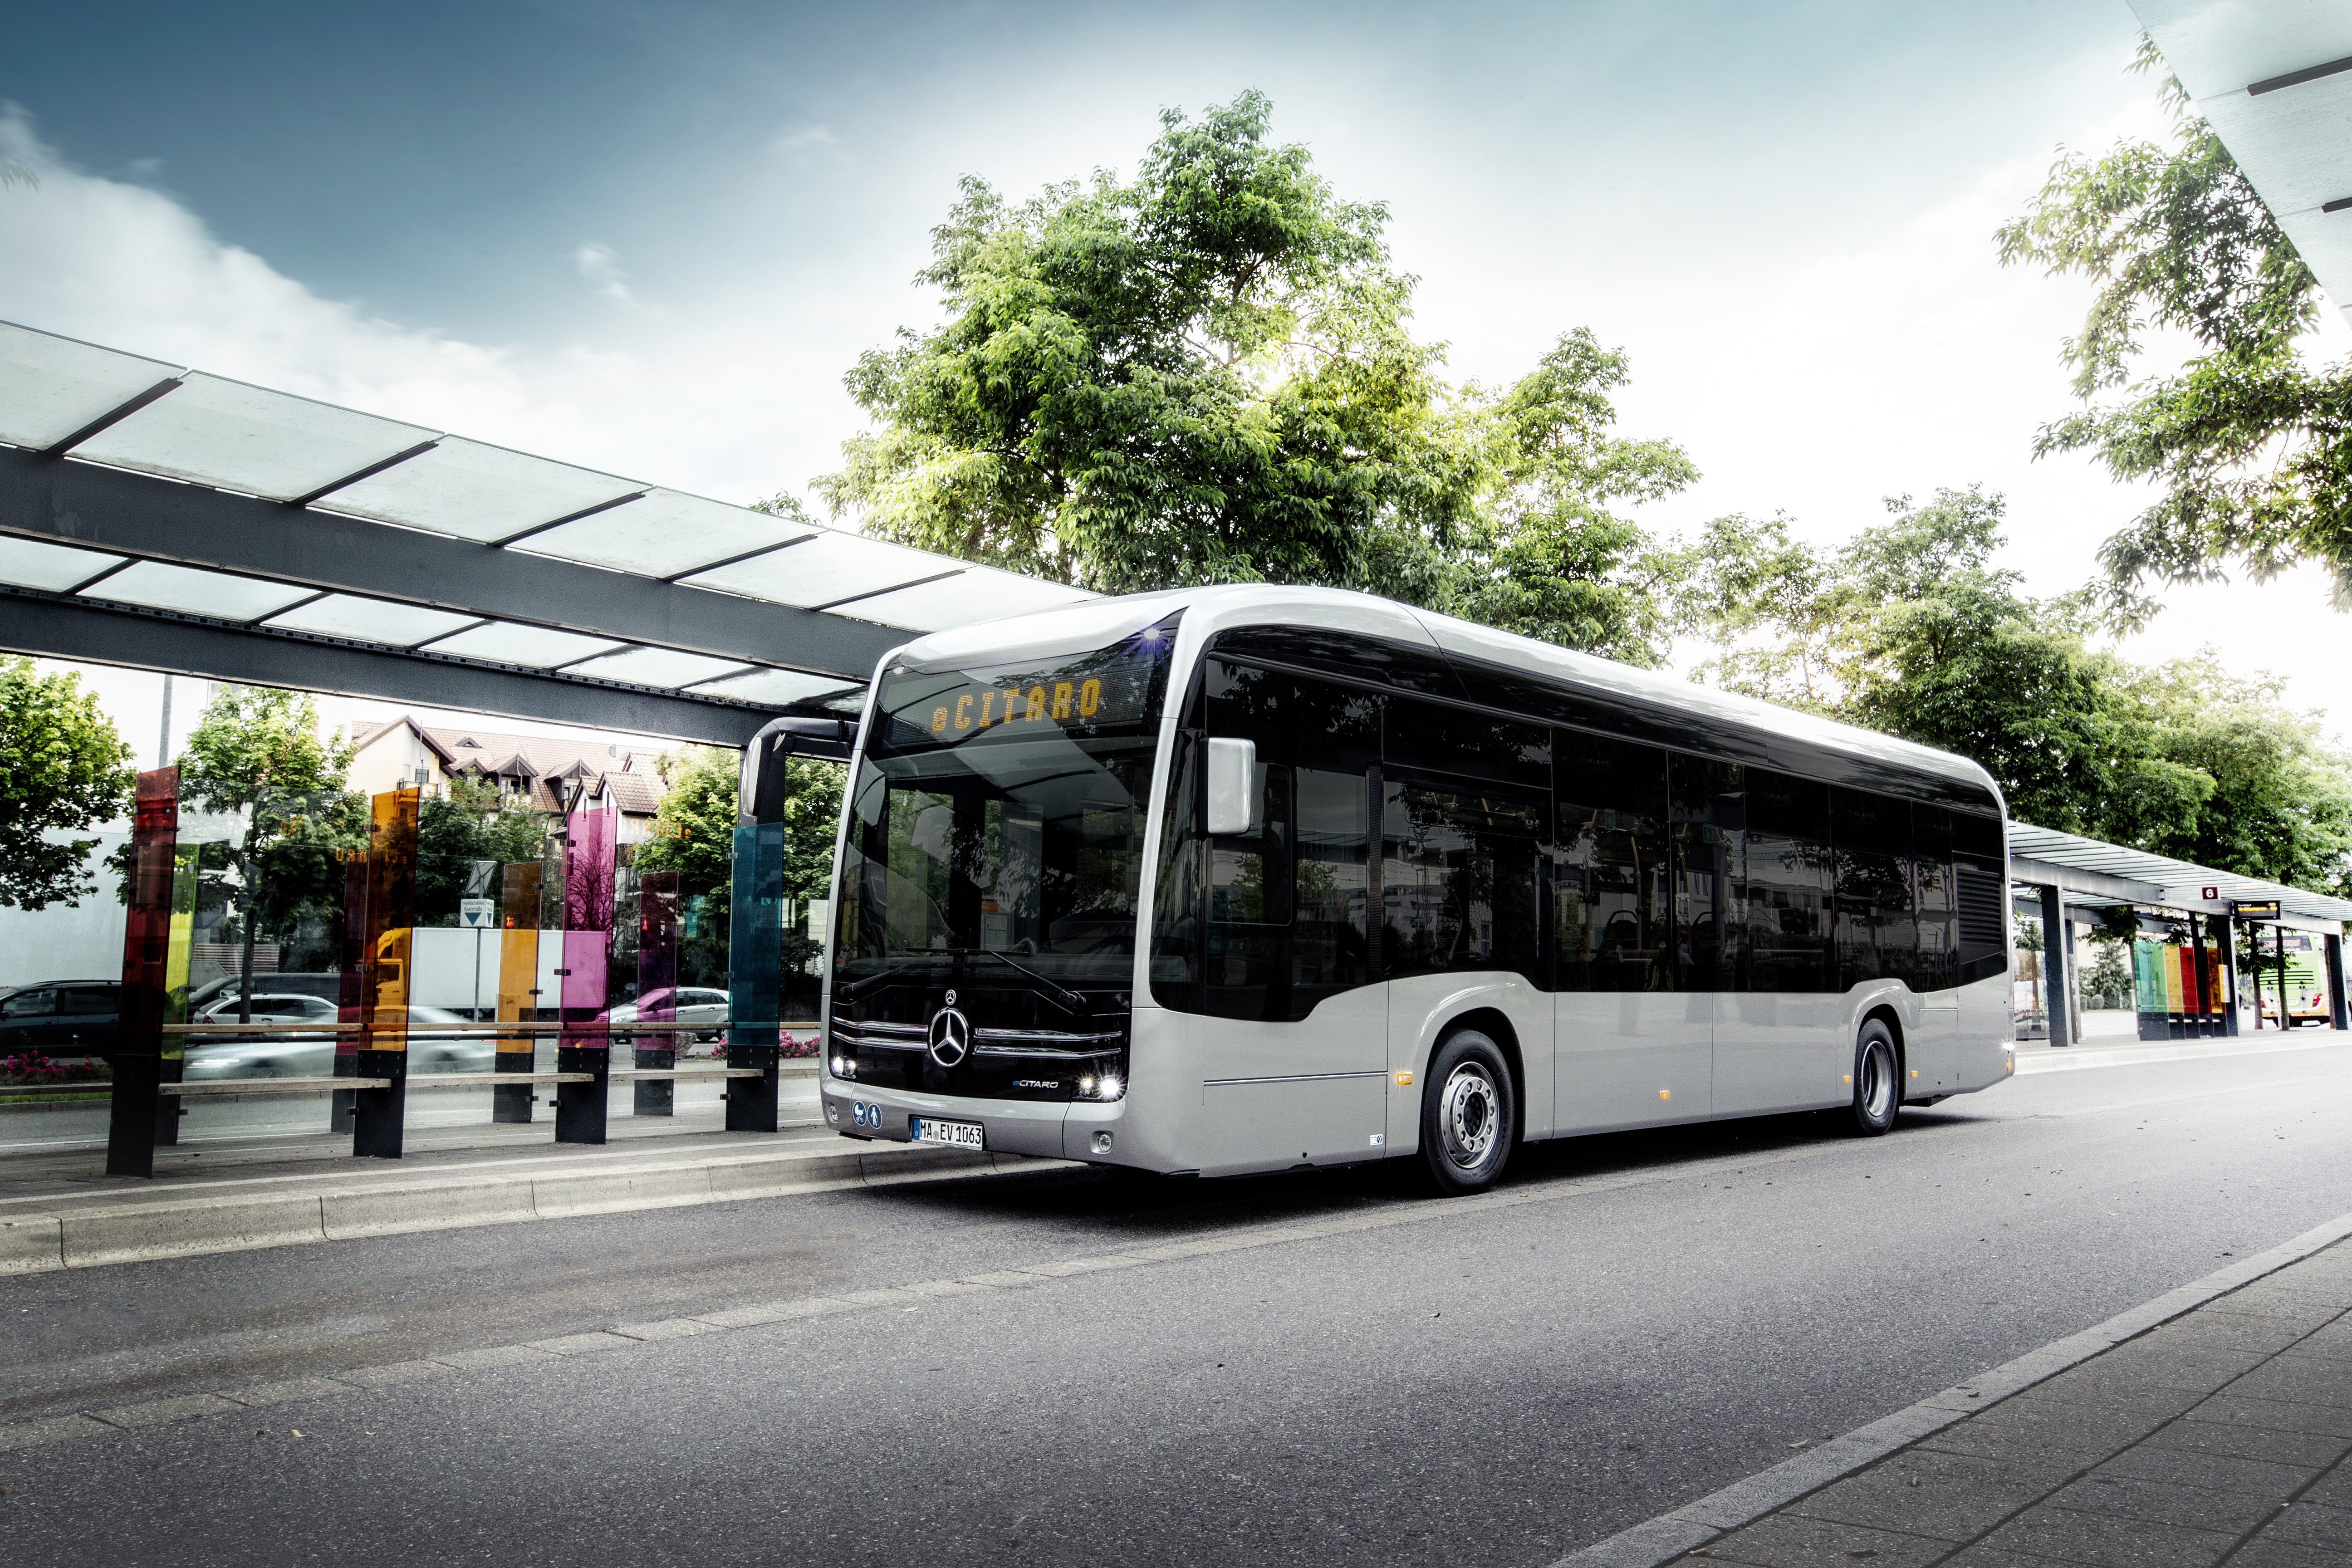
[560,808,616,1045]
[336,855,369,1061]
[116,768,181,1050]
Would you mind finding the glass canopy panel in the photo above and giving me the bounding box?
[681,529,952,607]
[513,488,812,578]
[560,646,752,688]
[72,372,438,502]
[416,621,622,668]
[0,534,125,592]
[261,593,481,647]
[0,322,182,450]
[684,667,860,706]
[320,436,640,544]
[842,570,1094,631]
[85,561,317,621]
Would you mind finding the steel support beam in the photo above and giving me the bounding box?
[0,445,903,680]
[0,591,779,747]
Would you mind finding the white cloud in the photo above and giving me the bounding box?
[572,240,643,308]
[771,122,844,164]
[0,104,860,504]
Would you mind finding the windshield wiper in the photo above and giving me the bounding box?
[956,949,1090,1014]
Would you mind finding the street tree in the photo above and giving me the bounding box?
[0,656,134,911]
[813,91,1696,662]
[176,686,356,1019]
[1996,38,2350,618]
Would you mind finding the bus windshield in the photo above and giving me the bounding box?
[835,617,1177,990]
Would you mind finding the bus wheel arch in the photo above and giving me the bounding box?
[1847,1010,1903,1137]
[1416,1014,1519,1196]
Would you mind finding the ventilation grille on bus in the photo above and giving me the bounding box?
[1956,867,2006,949]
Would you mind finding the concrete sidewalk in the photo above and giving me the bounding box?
[0,1122,1062,1275]
[1568,1229,2352,1567]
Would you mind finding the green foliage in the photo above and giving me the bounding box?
[1996,39,2352,617]
[416,775,549,925]
[175,686,358,1014]
[636,748,845,990]
[0,657,134,911]
[813,91,1694,662]
[2082,941,2133,1010]
[1683,488,2352,894]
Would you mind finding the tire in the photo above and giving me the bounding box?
[1417,1029,1517,1196]
[1846,1018,1901,1137]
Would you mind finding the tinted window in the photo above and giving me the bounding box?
[1385,696,1550,789]
[1382,781,1544,985]
[1205,627,1463,698]
[62,986,117,1014]
[1911,807,1956,992]
[1160,661,1379,1020]
[1671,755,1743,991]
[0,988,55,1018]
[1742,770,1831,993]
[1554,734,1669,993]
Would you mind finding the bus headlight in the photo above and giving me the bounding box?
[832,1053,857,1079]
[1077,1071,1124,1102]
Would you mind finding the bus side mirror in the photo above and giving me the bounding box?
[1205,738,1257,836]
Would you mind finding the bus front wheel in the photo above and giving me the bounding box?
[1846,1019,1900,1137]
[1418,1029,1516,1196]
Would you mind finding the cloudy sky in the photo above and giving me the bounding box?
[4,0,2345,754]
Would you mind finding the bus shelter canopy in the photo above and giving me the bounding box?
[0,321,1094,745]
[2010,821,2352,932]
[2134,0,2352,332]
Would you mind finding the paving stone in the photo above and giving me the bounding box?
[2227,1535,2352,1568]
[2143,1416,2352,1469]
[528,1331,640,1355]
[1784,1449,2044,1542]
[0,1414,110,1452]
[2230,1360,2352,1411]
[2134,1317,2313,1357]
[220,1376,350,1409]
[608,1318,723,1341]
[2263,1500,2352,1554]
[2093,1442,2318,1499]
[2187,1392,2352,1440]
[957,1269,1048,1288]
[1955,1389,2177,1454]
[684,1306,798,1329]
[2033,1363,2218,1418]
[335,1359,460,1389]
[89,1392,242,1429]
[1974,1502,2238,1568]
[2296,1457,2352,1508]
[1698,1511,1950,1568]
[1936,1548,2092,1568]
[2196,1298,2344,1332]
[2043,1470,2280,1533]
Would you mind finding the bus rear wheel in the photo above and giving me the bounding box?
[1846,1019,1900,1137]
[1418,1029,1515,1196]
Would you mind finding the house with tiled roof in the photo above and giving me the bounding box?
[346,715,674,843]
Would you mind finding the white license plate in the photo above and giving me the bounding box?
[911,1116,985,1150]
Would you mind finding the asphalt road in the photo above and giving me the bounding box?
[5,1041,2351,1567]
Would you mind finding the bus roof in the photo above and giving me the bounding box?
[887,584,2007,813]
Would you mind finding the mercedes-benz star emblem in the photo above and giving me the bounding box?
[927,1005,972,1068]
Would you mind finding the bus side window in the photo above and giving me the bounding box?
[1553,734,1668,993]
[1671,754,1743,991]
[1830,786,1920,991]
[1742,770,1832,993]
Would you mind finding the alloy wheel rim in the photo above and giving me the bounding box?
[1862,1042,1894,1120]
[1440,1062,1499,1168]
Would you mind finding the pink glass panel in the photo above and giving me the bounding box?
[561,808,615,1046]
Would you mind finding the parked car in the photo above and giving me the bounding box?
[182,998,491,1080]
[0,980,120,1063]
[603,986,730,1043]
[188,973,343,1011]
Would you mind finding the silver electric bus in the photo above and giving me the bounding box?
[804,586,2014,1194]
